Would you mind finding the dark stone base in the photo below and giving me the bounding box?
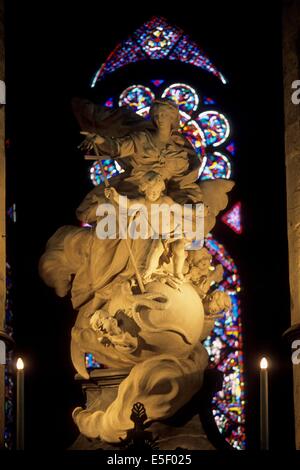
[70,413,215,450]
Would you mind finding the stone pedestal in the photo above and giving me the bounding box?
[69,368,223,451]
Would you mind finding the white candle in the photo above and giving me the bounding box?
[260,357,269,450]
[16,357,24,450]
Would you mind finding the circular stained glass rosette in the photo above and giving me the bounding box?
[90,159,124,186]
[179,110,206,159]
[162,83,199,113]
[119,85,155,112]
[198,110,230,147]
[200,152,231,180]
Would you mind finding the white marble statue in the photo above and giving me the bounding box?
[39,98,234,444]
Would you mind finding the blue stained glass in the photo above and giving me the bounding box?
[198,111,230,147]
[221,202,242,234]
[4,264,14,450]
[200,152,231,180]
[226,141,236,156]
[203,235,245,449]
[104,97,114,108]
[85,353,102,370]
[91,38,145,86]
[151,79,165,87]
[135,17,182,59]
[162,83,199,113]
[91,17,225,86]
[90,159,124,186]
[203,96,216,105]
[179,111,206,158]
[169,35,225,82]
[119,85,155,111]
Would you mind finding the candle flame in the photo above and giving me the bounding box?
[260,357,268,369]
[16,357,24,370]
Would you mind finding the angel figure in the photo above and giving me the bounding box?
[104,171,202,282]
[200,289,232,340]
[184,247,224,298]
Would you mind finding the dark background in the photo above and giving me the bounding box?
[4,0,294,450]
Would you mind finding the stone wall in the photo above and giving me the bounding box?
[283,0,300,450]
[0,0,4,448]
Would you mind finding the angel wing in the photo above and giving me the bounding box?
[199,179,235,235]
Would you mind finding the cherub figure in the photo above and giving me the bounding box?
[105,171,197,283]
[89,308,138,353]
[185,248,212,278]
[185,248,224,299]
[200,289,232,340]
[203,290,232,318]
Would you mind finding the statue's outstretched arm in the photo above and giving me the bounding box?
[79,131,136,160]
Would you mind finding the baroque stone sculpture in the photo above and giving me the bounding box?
[39,98,234,448]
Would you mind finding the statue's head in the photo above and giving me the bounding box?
[90,309,121,335]
[139,171,166,202]
[149,98,180,131]
[204,290,231,316]
[188,247,212,269]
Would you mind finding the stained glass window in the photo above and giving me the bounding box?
[226,141,236,156]
[135,17,182,59]
[162,83,199,113]
[169,35,227,84]
[179,110,206,158]
[4,263,14,450]
[151,79,165,87]
[7,204,17,223]
[90,161,105,186]
[221,202,242,234]
[91,17,225,86]
[91,38,144,87]
[136,106,151,119]
[4,360,14,449]
[198,111,230,147]
[203,96,216,105]
[104,97,114,108]
[200,151,232,180]
[118,85,155,111]
[85,353,102,370]
[204,235,245,450]
[90,159,124,187]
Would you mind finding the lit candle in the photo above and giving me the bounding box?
[260,357,269,450]
[16,357,24,450]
